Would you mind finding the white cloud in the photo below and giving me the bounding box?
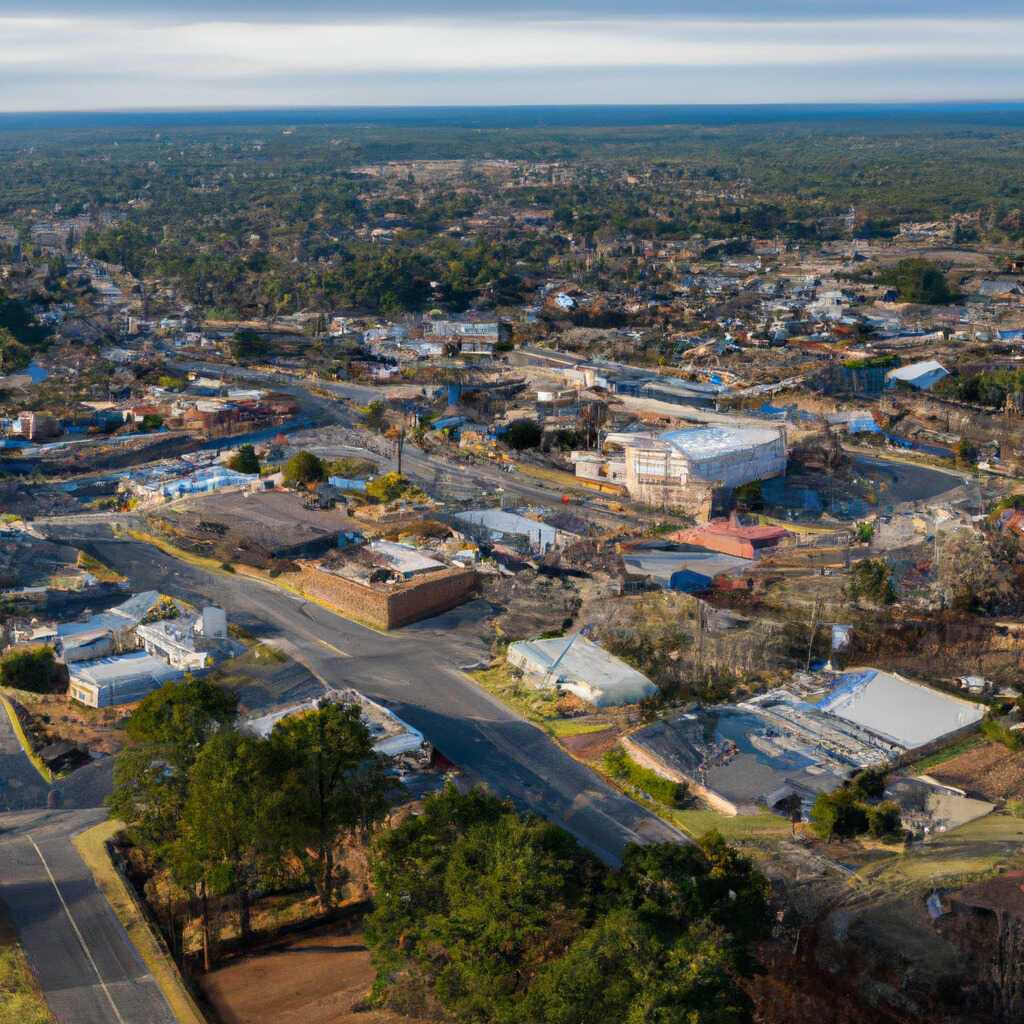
[1,14,1023,108]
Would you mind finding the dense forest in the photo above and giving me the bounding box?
[2,110,1023,318]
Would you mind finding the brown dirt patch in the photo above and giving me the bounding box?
[929,740,1024,802]
[198,928,436,1024]
[559,727,620,760]
[7,690,128,756]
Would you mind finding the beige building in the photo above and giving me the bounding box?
[571,425,786,509]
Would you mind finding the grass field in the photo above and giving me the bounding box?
[904,734,986,774]
[0,898,53,1024]
[469,665,615,740]
[664,804,794,842]
[72,820,206,1024]
[854,810,1024,892]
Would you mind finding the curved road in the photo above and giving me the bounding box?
[45,518,685,865]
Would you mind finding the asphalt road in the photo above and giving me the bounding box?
[45,519,685,864]
[0,698,51,812]
[0,808,177,1024]
[850,453,970,505]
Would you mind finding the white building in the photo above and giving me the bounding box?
[508,635,658,707]
[886,360,949,391]
[572,425,786,507]
[69,652,182,708]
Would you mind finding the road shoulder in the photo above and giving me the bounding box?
[72,819,206,1024]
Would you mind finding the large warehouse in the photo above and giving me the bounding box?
[571,424,786,508]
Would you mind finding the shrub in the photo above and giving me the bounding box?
[603,746,692,808]
[505,418,542,450]
[283,450,325,487]
[980,719,1022,751]
[0,646,63,693]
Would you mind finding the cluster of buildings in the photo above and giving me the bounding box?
[625,669,985,816]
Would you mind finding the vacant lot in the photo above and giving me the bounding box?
[198,929,436,1024]
[928,740,1024,802]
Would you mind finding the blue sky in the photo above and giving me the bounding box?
[2,2,1023,111]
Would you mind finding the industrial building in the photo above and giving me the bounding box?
[886,360,950,391]
[454,507,582,554]
[69,651,183,708]
[507,635,658,707]
[667,516,792,560]
[817,669,984,751]
[625,669,985,816]
[136,606,229,671]
[571,425,786,509]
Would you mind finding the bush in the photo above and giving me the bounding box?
[855,521,874,543]
[847,558,896,605]
[0,646,63,693]
[283,450,325,487]
[603,746,692,808]
[980,719,1022,751]
[504,418,542,450]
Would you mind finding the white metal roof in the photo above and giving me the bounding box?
[818,669,983,750]
[508,636,657,707]
[886,360,948,384]
[661,425,782,461]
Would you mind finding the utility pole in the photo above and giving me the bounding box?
[396,427,405,476]
[806,596,824,672]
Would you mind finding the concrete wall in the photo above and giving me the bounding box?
[622,735,741,816]
[293,564,478,630]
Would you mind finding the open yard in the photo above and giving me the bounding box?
[927,739,1024,802]
[198,928,437,1024]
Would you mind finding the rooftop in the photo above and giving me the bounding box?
[508,635,657,707]
[818,669,984,750]
[661,425,783,460]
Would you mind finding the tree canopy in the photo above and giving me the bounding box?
[365,786,770,1024]
[283,450,326,486]
[225,443,260,475]
[504,418,542,451]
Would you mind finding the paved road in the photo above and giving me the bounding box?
[851,453,969,505]
[44,519,685,864]
[0,697,51,811]
[0,808,177,1024]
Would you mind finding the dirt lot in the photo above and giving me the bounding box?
[198,928,436,1024]
[558,726,620,760]
[928,740,1024,802]
[6,688,128,756]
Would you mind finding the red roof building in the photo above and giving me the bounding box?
[667,515,792,560]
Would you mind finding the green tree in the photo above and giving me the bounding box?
[847,558,896,605]
[108,677,238,849]
[880,258,955,304]
[360,399,387,433]
[126,675,238,755]
[0,326,30,373]
[811,787,869,841]
[225,443,260,475]
[269,703,389,906]
[177,732,283,943]
[505,418,541,450]
[283,450,325,487]
[867,800,903,839]
[0,645,62,693]
[230,328,266,362]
